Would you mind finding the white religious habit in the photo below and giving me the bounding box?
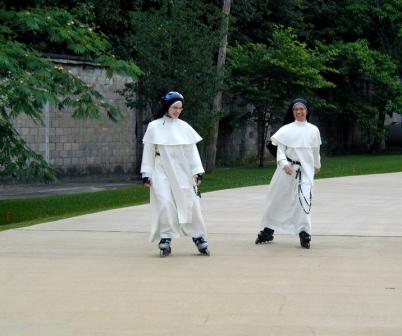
[261,120,321,234]
[141,116,207,242]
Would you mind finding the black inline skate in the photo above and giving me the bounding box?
[255,227,274,244]
[299,231,311,249]
[159,238,172,257]
[192,237,210,256]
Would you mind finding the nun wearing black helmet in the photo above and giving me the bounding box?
[255,98,321,249]
[140,91,209,257]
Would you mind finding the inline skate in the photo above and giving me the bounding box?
[255,227,274,244]
[192,237,210,256]
[159,238,172,257]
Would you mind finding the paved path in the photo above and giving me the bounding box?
[1,173,401,335]
[0,181,136,200]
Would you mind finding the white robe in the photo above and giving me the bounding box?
[141,116,206,242]
[261,121,321,234]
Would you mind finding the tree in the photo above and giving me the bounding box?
[0,6,141,181]
[229,0,307,45]
[318,40,402,151]
[227,27,334,166]
[122,0,221,170]
[205,0,231,172]
[298,0,402,151]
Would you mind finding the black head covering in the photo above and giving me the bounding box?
[155,91,184,119]
[283,98,310,124]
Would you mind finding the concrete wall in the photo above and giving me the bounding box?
[217,119,264,166]
[14,57,137,177]
[217,103,272,166]
[216,108,402,164]
[386,112,402,146]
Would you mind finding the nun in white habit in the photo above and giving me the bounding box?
[140,91,209,257]
[256,98,321,249]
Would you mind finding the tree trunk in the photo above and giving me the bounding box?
[257,106,269,167]
[135,105,144,174]
[258,120,266,167]
[371,110,386,152]
[205,0,231,172]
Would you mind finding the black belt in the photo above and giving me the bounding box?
[286,156,301,165]
[155,152,160,156]
[287,157,311,214]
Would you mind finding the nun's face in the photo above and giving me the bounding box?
[167,101,183,119]
[293,103,307,122]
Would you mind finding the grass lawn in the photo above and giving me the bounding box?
[1,154,401,231]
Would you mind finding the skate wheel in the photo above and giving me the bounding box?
[200,248,210,256]
[255,236,273,244]
[300,242,310,249]
[160,248,171,257]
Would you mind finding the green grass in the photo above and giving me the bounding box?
[0,187,149,231]
[1,154,401,231]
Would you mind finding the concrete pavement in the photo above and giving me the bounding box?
[1,173,402,335]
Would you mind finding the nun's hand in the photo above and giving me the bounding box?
[194,174,203,186]
[142,177,152,187]
[314,167,320,174]
[284,164,294,176]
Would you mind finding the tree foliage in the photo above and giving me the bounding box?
[228,0,402,154]
[2,0,402,179]
[0,5,141,181]
[318,39,402,149]
[298,0,402,150]
[123,0,221,136]
[227,26,334,165]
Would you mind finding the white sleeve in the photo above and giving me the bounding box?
[140,143,156,177]
[313,146,321,169]
[276,143,290,169]
[187,144,205,176]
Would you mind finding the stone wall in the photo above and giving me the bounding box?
[216,106,402,164]
[217,103,272,166]
[386,112,402,146]
[217,119,260,165]
[14,57,137,177]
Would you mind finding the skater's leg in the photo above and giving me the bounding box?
[151,171,181,241]
[179,195,207,239]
